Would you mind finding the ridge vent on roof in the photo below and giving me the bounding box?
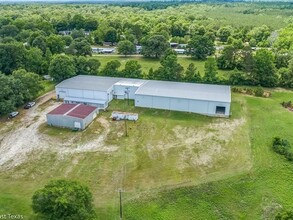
[63,104,81,116]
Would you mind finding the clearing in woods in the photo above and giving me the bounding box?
[0,92,251,218]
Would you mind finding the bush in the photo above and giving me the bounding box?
[281,101,292,108]
[245,88,254,95]
[255,86,264,97]
[231,86,270,98]
[272,137,293,162]
[32,179,96,220]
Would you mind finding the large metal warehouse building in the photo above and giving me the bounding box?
[55,76,231,117]
[135,81,231,117]
[46,104,98,130]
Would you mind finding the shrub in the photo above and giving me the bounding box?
[255,86,264,97]
[272,137,293,162]
[281,101,292,108]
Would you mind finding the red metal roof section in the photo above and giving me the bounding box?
[67,105,97,119]
[47,104,97,119]
[47,104,76,115]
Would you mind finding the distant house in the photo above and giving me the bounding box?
[46,103,98,130]
[178,44,187,48]
[170,42,178,48]
[174,49,186,54]
[58,30,71,35]
[136,45,142,54]
[103,42,116,46]
[101,48,115,54]
[215,45,225,51]
[91,47,115,54]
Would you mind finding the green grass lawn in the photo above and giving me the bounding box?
[1,90,293,219]
[123,90,293,219]
[93,55,231,79]
[38,80,55,97]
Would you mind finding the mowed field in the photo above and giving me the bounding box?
[0,89,293,219]
[93,55,231,79]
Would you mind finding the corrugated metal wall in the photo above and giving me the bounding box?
[47,115,84,129]
[135,94,230,116]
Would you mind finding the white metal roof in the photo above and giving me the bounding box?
[56,75,121,92]
[114,79,146,87]
[135,80,231,103]
[57,76,231,103]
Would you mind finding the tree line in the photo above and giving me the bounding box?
[0,3,293,115]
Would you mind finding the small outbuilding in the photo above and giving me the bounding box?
[46,104,98,130]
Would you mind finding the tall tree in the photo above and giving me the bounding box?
[279,59,293,88]
[67,38,92,56]
[46,35,65,54]
[187,35,215,60]
[0,73,18,114]
[203,57,218,83]
[32,35,47,54]
[155,49,184,81]
[117,40,136,56]
[217,26,232,42]
[100,60,121,77]
[121,60,142,78]
[184,63,201,82]
[70,14,85,30]
[24,47,47,75]
[32,179,96,220]
[12,69,43,101]
[141,35,169,58]
[75,56,100,75]
[216,45,237,70]
[49,55,76,82]
[252,49,277,87]
[0,43,25,74]
[84,18,98,31]
[104,27,118,45]
[0,24,19,37]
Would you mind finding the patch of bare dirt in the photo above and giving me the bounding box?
[0,91,118,171]
[145,118,246,171]
[57,117,118,156]
[0,92,58,170]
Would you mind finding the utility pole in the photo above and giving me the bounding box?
[119,188,123,220]
[124,118,128,137]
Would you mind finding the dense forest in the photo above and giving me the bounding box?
[0,2,293,114]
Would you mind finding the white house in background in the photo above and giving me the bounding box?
[55,76,231,117]
[174,49,186,54]
[92,47,115,54]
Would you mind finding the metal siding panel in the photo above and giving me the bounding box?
[170,98,189,112]
[83,90,94,99]
[56,88,67,99]
[68,89,82,98]
[135,95,152,108]
[152,96,170,110]
[93,91,107,100]
[188,100,209,114]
